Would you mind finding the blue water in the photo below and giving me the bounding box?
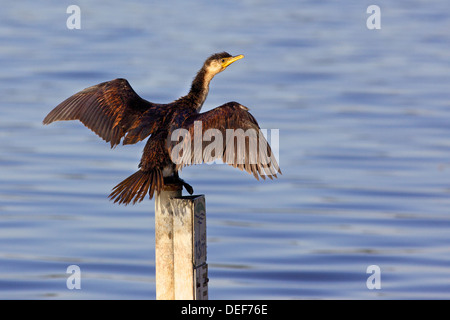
[1,0,450,299]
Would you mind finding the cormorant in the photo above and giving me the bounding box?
[43,52,281,205]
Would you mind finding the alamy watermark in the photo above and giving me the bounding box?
[168,121,280,176]
[66,5,381,31]
[366,265,381,289]
[366,5,381,30]
[66,264,81,289]
[66,5,81,30]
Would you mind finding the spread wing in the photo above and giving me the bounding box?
[43,78,162,147]
[168,102,281,180]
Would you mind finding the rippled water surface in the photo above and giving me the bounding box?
[1,1,450,299]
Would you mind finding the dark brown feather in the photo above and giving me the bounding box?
[108,169,163,205]
[43,78,161,147]
[168,101,281,180]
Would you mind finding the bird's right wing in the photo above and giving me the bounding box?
[43,78,162,147]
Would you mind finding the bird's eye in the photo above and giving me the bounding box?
[221,59,225,63]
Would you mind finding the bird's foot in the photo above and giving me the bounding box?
[182,181,194,195]
[164,176,194,195]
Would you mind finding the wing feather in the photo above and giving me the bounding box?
[168,101,281,180]
[43,78,162,147]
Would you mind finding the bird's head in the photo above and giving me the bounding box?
[204,52,244,76]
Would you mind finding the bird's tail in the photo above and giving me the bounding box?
[109,169,163,205]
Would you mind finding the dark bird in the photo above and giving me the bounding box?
[43,52,281,205]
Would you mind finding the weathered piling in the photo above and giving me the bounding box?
[171,195,208,300]
[154,185,182,300]
[155,187,208,300]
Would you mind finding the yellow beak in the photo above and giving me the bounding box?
[222,54,244,68]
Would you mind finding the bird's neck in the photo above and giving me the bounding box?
[187,67,215,112]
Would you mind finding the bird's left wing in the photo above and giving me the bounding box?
[167,102,281,180]
[43,78,162,147]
